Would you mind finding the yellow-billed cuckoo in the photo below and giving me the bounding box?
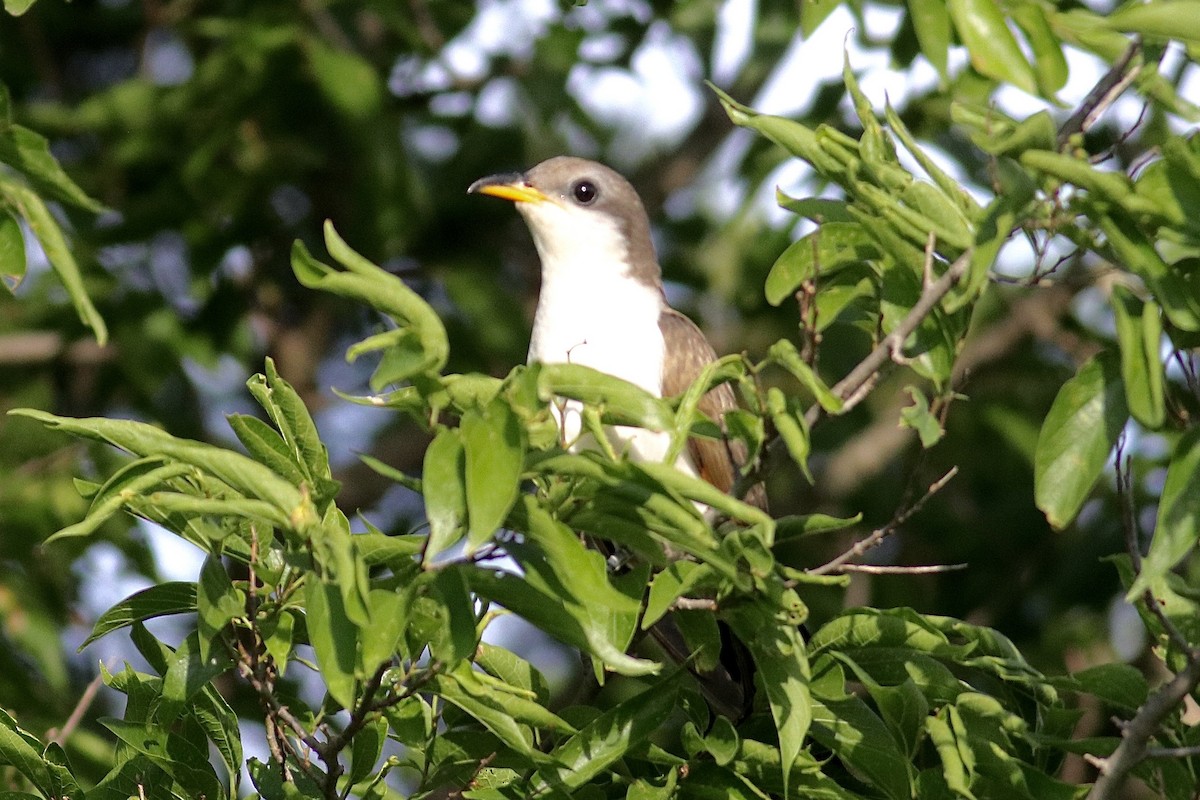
[469,156,765,509]
[470,156,765,719]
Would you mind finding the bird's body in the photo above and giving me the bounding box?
[470,156,760,504]
[471,156,764,720]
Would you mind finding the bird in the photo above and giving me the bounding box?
[468,156,765,511]
[469,156,766,720]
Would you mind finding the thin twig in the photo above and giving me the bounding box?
[838,562,968,575]
[1087,444,1200,800]
[809,467,958,576]
[671,597,719,612]
[805,249,973,427]
[1145,744,1200,759]
[46,670,104,746]
[1058,38,1144,147]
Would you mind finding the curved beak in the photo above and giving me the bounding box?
[468,172,550,204]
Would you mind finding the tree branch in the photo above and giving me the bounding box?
[808,467,957,576]
[1086,444,1200,799]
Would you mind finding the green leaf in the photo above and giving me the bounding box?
[726,602,811,799]
[0,208,24,292]
[899,386,945,448]
[156,634,234,724]
[1103,1,1200,46]
[1011,5,1068,95]
[774,512,863,542]
[305,579,358,709]
[82,582,197,649]
[533,673,683,792]
[305,37,383,120]
[348,717,387,785]
[0,124,105,212]
[1097,214,1200,332]
[1069,663,1148,712]
[292,226,449,378]
[767,339,844,413]
[0,711,55,797]
[422,427,467,562]
[461,399,525,550]
[764,223,878,306]
[0,182,107,344]
[538,362,674,431]
[247,358,336,499]
[99,718,224,800]
[907,0,951,78]
[810,692,916,800]
[766,387,812,483]
[11,409,312,529]
[45,457,191,544]
[227,413,307,486]
[644,561,714,628]
[947,0,1039,94]
[1128,426,1200,600]
[1110,286,1165,429]
[506,497,655,676]
[360,588,408,673]
[196,555,245,662]
[1034,355,1128,529]
[3,0,39,15]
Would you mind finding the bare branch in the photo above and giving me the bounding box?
[1087,443,1200,800]
[838,562,968,575]
[46,670,104,746]
[810,467,958,576]
[805,249,973,427]
[1058,38,1144,146]
[671,597,719,612]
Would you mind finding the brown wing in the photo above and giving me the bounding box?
[658,307,768,511]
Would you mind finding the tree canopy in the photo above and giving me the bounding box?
[1,1,1199,799]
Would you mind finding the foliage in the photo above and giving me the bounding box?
[1,1,1200,799]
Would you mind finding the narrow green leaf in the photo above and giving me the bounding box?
[305,579,358,709]
[189,686,243,789]
[247,357,335,494]
[538,362,674,431]
[644,561,713,629]
[1128,427,1200,600]
[196,555,245,662]
[899,386,945,448]
[809,692,916,800]
[0,124,105,211]
[534,673,683,791]
[99,718,224,800]
[774,512,863,542]
[305,37,383,121]
[4,0,39,15]
[461,399,525,550]
[635,461,772,528]
[82,582,197,648]
[907,0,951,78]
[1110,286,1165,429]
[0,712,55,797]
[292,229,449,377]
[428,567,477,666]
[1103,1,1200,46]
[775,192,856,223]
[765,223,878,307]
[45,457,190,544]
[1011,5,1068,95]
[348,717,387,785]
[766,387,812,482]
[422,427,467,562]
[1069,663,1148,712]
[0,183,106,344]
[157,633,234,724]
[1097,214,1200,332]
[360,588,408,673]
[726,603,811,799]
[0,208,25,292]
[11,409,311,528]
[1034,355,1128,529]
[947,0,1039,94]
[767,339,844,412]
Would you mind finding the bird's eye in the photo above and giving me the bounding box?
[572,180,598,205]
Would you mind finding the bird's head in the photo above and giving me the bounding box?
[469,156,659,285]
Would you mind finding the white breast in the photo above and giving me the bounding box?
[520,200,684,468]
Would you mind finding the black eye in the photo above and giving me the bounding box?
[572,180,598,205]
